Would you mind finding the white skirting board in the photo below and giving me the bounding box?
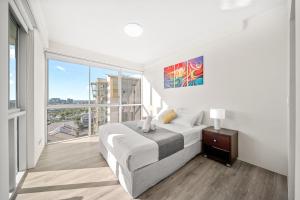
[99,140,201,198]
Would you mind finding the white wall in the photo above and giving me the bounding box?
[289,18,296,200]
[288,0,295,198]
[144,6,289,175]
[0,1,9,199]
[295,0,300,198]
[26,29,46,168]
[33,29,46,165]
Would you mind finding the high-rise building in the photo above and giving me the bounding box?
[91,75,141,134]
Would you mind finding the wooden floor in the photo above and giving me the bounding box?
[14,136,287,200]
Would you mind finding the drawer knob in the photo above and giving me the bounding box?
[213,139,217,142]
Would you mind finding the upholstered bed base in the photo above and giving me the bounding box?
[99,140,201,198]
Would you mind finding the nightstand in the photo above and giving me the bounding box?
[202,126,238,167]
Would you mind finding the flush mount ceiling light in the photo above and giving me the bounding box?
[221,0,252,10]
[124,23,143,37]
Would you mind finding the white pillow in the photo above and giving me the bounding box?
[172,110,204,127]
[172,114,195,127]
[194,111,204,125]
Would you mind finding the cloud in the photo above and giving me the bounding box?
[56,65,66,72]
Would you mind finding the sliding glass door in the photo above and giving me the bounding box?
[9,16,19,193]
[47,59,142,143]
[8,15,27,194]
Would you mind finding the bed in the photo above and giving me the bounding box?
[98,118,207,198]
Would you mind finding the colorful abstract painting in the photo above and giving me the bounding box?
[164,65,175,88]
[174,62,187,87]
[163,56,204,89]
[187,56,204,86]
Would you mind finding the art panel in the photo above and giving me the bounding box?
[164,65,175,88]
[187,56,204,86]
[174,62,187,88]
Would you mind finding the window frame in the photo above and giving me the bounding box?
[46,55,143,143]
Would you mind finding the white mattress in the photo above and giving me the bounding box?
[155,121,207,147]
[99,122,207,172]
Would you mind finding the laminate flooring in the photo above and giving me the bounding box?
[14,136,287,200]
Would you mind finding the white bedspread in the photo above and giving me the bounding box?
[99,122,207,172]
[99,123,159,172]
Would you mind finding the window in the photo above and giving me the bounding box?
[7,14,27,195]
[90,68,120,134]
[47,60,90,143]
[120,71,142,124]
[48,60,89,105]
[9,17,18,109]
[122,106,141,122]
[47,108,89,143]
[47,59,143,143]
[121,71,141,104]
[90,67,119,105]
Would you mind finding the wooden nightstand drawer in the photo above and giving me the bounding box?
[203,132,230,151]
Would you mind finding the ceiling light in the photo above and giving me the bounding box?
[221,0,252,10]
[124,23,143,37]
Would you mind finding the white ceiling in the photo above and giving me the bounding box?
[40,0,285,66]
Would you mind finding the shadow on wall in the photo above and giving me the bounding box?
[142,76,236,127]
[142,77,169,117]
[142,76,245,132]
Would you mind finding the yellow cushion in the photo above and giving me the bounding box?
[162,110,177,124]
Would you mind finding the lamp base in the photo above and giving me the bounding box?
[213,119,221,130]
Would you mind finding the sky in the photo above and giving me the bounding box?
[10,45,16,101]
[48,59,140,100]
[48,60,90,100]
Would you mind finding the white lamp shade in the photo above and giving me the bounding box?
[210,109,226,119]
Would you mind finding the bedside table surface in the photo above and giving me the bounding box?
[203,126,238,136]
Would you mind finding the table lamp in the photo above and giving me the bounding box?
[210,109,226,130]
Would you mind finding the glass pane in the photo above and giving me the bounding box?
[47,108,89,143]
[122,106,141,122]
[121,72,142,104]
[91,106,119,135]
[90,67,119,105]
[9,18,18,109]
[48,60,89,105]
